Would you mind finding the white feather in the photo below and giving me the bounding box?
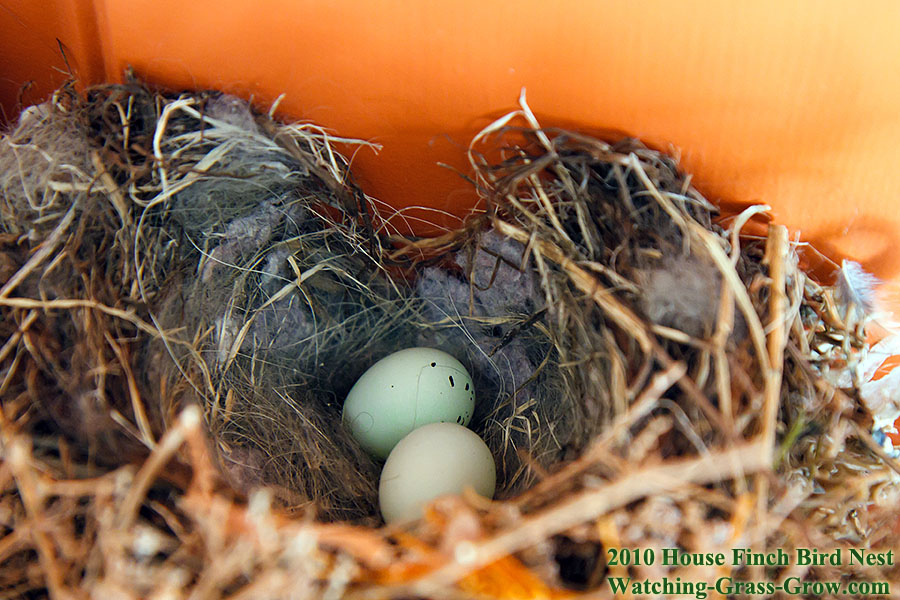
[838,260,880,313]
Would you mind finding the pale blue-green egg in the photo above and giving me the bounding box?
[342,348,475,459]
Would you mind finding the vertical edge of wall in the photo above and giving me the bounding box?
[0,0,105,125]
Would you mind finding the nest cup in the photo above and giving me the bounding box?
[0,84,585,521]
[1,83,899,596]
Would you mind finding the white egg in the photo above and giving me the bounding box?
[379,422,496,523]
[342,347,475,459]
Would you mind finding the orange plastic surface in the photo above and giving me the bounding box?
[3,1,900,288]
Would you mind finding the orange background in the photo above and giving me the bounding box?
[3,0,900,286]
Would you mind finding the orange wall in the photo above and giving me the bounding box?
[3,0,900,287]
[0,0,103,117]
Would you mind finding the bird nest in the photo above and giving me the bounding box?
[0,83,898,598]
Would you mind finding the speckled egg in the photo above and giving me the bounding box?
[341,347,475,459]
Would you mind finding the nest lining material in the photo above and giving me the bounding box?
[0,84,898,598]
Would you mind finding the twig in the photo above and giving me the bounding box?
[105,332,155,448]
[763,225,789,452]
[5,439,74,600]
[117,406,201,528]
[0,199,79,299]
